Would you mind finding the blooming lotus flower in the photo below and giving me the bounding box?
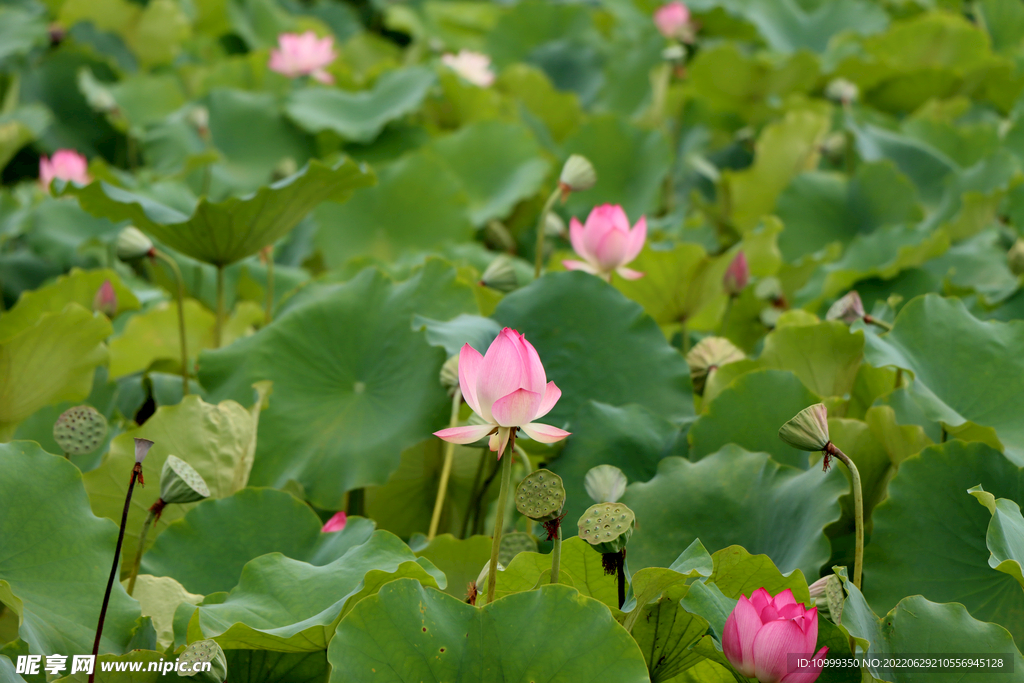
[723,251,749,296]
[93,280,117,317]
[434,328,570,456]
[441,50,495,87]
[321,511,347,533]
[723,588,828,683]
[39,149,90,189]
[269,31,337,84]
[563,204,647,281]
[654,1,691,40]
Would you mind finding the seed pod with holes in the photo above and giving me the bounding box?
[53,406,108,455]
[498,531,537,566]
[514,469,565,522]
[578,502,635,554]
[177,639,227,682]
[160,455,210,505]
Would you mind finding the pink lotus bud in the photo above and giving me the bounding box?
[93,279,117,317]
[268,31,337,84]
[723,587,828,683]
[441,50,495,88]
[321,511,347,533]
[723,251,749,296]
[434,328,570,456]
[39,149,90,190]
[562,204,646,281]
[654,2,691,40]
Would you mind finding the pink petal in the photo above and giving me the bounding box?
[533,381,561,420]
[582,205,619,256]
[752,619,808,683]
[772,589,797,610]
[723,595,759,677]
[778,604,805,620]
[458,343,485,416]
[800,607,818,652]
[491,388,543,427]
[493,426,511,455]
[476,329,524,422]
[780,645,828,683]
[616,267,645,280]
[321,511,347,533]
[519,422,571,444]
[750,588,772,615]
[312,69,334,84]
[594,228,629,271]
[513,332,546,395]
[563,259,598,274]
[624,216,647,262]
[434,424,495,444]
[569,217,588,259]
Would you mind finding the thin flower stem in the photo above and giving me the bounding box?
[864,315,892,331]
[533,189,561,280]
[427,389,462,541]
[616,551,626,609]
[126,510,156,596]
[90,463,142,683]
[513,444,534,536]
[486,432,515,605]
[827,443,863,589]
[550,525,562,585]
[718,296,734,336]
[264,246,274,325]
[153,251,190,396]
[214,265,225,348]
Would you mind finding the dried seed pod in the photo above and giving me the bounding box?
[578,502,635,554]
[778,403,830,452]
[558,154,597,194]
[53,406,108,455]
[498,531,537,566]
[685,336,745,395]
[515,469,565,522]
[160,455,210,505]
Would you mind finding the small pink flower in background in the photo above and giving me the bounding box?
[321,511,347,533]
[563,204,647,281]
[723,587,828,683]
[93,280,117,317]
[39,149,90,189]
[654,1,692,40]
[441,50,495,88]
[434,328,570,456]
[723,250,749,296]
[269,31,337,84]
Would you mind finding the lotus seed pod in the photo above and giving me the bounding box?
[1008,239,1024,276]
[754,276,784,303]
[116,226,154,261]
[826,291,865,324]
[480,256,518,293]
[578,502,635,554]
[825,77,859,105]
[544,211,567,238]
[825,574,844,624]
[514,469,566,522]
[440,355,460,395]
[778,403,830,452]
[483,220,516,252]
[558,154,597,194]
[808,575,829,599]
[53,406,108,455]
[498,532,537,566]
[584,465,627,503]
[134,437,155,463]
[160,455,210,505]
[685,336,745,395]
[177,639,227,682]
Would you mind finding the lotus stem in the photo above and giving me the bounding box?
[153,250,189,396]
[513,443,534,535]
[427,389,462,541]
[263,246,274,325]
[534,188,561,279]
[486,432,515,604]
[826,443,863,589]
[864,314,891,331]
[214,265,225,348]
[718,296,734,336]
[126,509,156,596]
[550,525,562,584]
[616,551,626,609]
[89,462,143,683]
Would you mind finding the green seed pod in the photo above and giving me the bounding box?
[160,455,210,505]
[116,226,154,261]
[53,406,108,455]
[578,502,635,554]
[778,403,830,452]
[480,256,518,293]
[584,464,627,503]
[514,469,565,522]
[825,574,844,624]
[559,154,597,193]
[177,639,227,682]
[498,532,537,566]
[685,336,744,395]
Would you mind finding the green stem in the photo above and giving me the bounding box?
[126,510,156,596]
[864,315,892,331]
[533,189,561,280]
[486,432,515,605]
[718,296,734,336]
[828,444,863,590]
[215,265,225,348]
[550,525,562,584]
[513,443,534,536]
[154,251,190,396]
[264,247,274,325]
[428,389,462,541]
[616,551,626,609]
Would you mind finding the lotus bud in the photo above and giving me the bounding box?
[116,226,155,261]
[480,256,518,293]
[578,502,635,555]
[686,336,745,394]
[515,469,566,522]
[498,531,537,566]
[483,220,516,252]
[53,406,108,456]
[92,279,117,317]
[1008,239,1024,276]
[584,464,627,503]
[558,154,596,197]
[808,575,829,599]
[159,455,210,505]
[825,78,859,106]
[134,437,155,464]
[723,588,828,679]
[440,355,460,396]
[188,106,210,138]
[177,639,228,682]
[778,404,830,452]
[321,511,347,533]
[544,211,567,239]
[723,251,748,296]
[826,291,866,324]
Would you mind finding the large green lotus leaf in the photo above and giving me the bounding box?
[199,263,477,509]
[925,151,1020,243]
[759,321,864,398]
[224,649,329,683]
[497,64,583,143]
[863,441,1024,642]
[123,575,201,651]
[0,304,111,439]
[487,537,618,608]
[141,488,376,595]
[688,369,820,469]
[83,393,263,568]
[924,229,1021,307]
[0,442,141,656]
[970,486,1024,589]
[775,162,922,263]
[622,446,844,576]
[864,295,1024,463]
[560,114,671,219]
[707,0,888,53]
[186,531,442,652]
[551,401,687,536]
[429,120,551,226]
[59,158,374,267]
[313,149,473,267]
[0,105,51,173]
[978,0,1024,53]
[0,4,48,61]
[0,656,25,683]
[414,535,492,599]
[629,583,708,682]
[329,580,649,683]
[706,545,810,603]
[493,272,694,425]
[285,66,435,144]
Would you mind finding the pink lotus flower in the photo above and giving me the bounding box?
[723,250,749,296]
[321,511,347,533]
[563,204,646,281]
[269,31,337,84]
[654,2,691,40]
[441,50,495,88]
[723,588,828,683]
[434,328,570,456]
[93,280,117,317]
[39,149,90,189]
